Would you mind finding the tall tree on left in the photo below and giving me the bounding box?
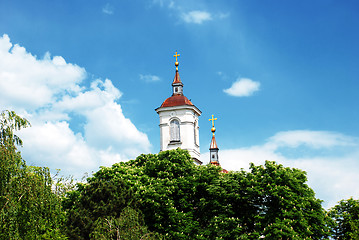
[0,110,67,239]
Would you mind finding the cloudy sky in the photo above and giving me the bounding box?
[1,0,358,208]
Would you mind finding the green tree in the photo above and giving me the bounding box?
[0,110,30,198]
[93,149,331,239]
[90,207,162,240]
[0,110,66,239]
[63,173,160,239]
[329,198,359,239]
[93,149,222,239]
[206,161,331,239]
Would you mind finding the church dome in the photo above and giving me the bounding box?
[160,95,194,108]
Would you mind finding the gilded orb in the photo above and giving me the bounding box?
[211,127,216,133]
[175,61,179,66]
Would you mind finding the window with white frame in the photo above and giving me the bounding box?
[194,120,198,145]
[170,119,180,142]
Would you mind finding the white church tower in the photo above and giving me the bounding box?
[155,52,202,164]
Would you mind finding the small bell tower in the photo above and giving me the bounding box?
[209,114,219,166]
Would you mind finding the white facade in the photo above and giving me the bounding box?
[156,105,201,163]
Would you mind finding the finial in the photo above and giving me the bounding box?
[209,114,217,136]
[173,51,180,71]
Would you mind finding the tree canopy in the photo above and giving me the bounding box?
[63,173,160,239]
[329,198,359,239]
[87,149,331,239]
[0,110,66,239]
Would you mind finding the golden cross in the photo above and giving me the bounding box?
[209,114,217,127]
[173,51,180,62]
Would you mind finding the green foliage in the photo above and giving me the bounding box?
[53,171,77,199]
[94,149,221,239]
[91,207,162,240]
[329,198,359,239]
[0,110,67,239]
[0,110,30,198]
[63,172,161,239]
[0,110,31,147]
[93,149,331,239]
[206,161,331,239]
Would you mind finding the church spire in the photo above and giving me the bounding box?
[172,51,183,96]
[209,114,220,166]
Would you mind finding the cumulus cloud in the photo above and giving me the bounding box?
[0,34,85,111]
[181,10,212,24]
[139,74,161,82]
[55,79,122,112]
[20,121,96,171]
[223,78,260,97]
[0,34,150,178]
[201,130,359,208]
[19,120,128,176]
[83,102,150,156]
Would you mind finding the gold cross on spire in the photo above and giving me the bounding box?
[209,115,217,136]
[173,51,180,62]
[173,51,180,71]
[209,114,217,127]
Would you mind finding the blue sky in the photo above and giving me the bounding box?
[0,0,358,208]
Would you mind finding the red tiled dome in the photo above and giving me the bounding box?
[160,95,194,108]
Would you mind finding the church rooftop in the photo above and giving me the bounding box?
[159,95,194,108]
[172,71,182,86]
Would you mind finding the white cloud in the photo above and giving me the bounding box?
[139,74,161,82]
[0,35,85,111]
[102,3,114,15]
[181,10,212,24]
[223,78,260,97]
[201,130,359,209]
[0,34,150,179]
[20,121,95,170]
[55,79,122,112]
[287,155,359,208]
[268,130,357,149]
[20,120,127,176]
[83,102,150,156]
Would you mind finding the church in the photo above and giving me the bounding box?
[155,52,222,168]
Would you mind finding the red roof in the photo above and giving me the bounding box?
[172,71,182,85]
[160,95,194,108]
[210,135,218,149]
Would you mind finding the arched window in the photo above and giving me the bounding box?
[170,119,180,142]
